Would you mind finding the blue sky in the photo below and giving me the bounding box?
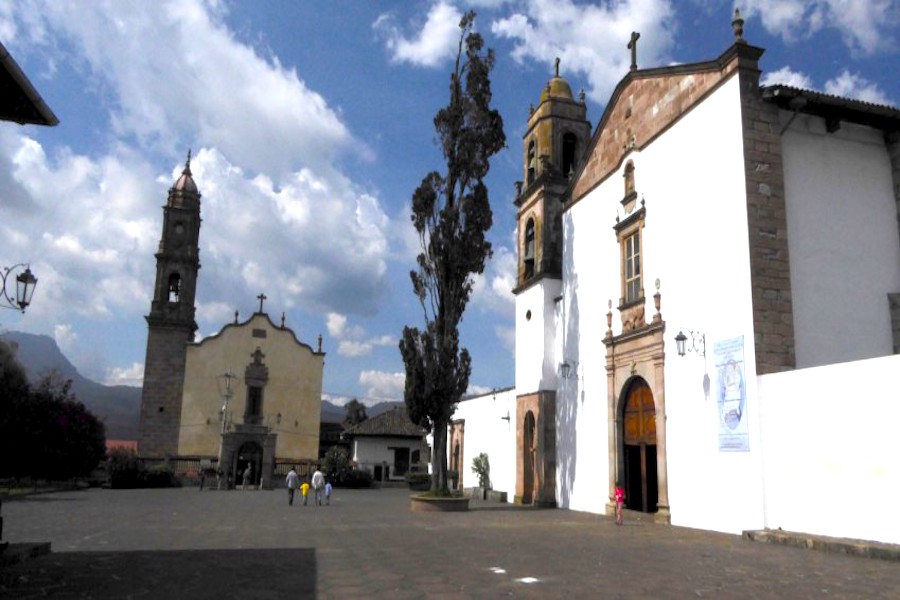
[1,1,897,406]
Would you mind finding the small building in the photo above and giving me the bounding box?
[343,406,428,483]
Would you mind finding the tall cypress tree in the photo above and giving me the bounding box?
[400,11,505,495]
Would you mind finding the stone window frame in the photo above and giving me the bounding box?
[527,139,536,185]
[523,217,536,279]
[614,207,646,309]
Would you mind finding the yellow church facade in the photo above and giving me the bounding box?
[177,312,324,464]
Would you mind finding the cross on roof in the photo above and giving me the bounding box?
[257,293,267,313]
[628,31,640,71]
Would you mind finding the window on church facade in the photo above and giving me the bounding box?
[167,273,181,302]
[245,386,263,424]
[562,132,577,178]
[527,140,536,185]
[623,231,641,304]
[524,218,536,279]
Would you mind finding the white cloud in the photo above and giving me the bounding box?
[761,66,893,105]
[53,323,77,353]
[374,1,463,68]
[743,0,898,55]
[327,312,395,358]
[18,0,361,178]
[327,313,348,337]
[471,245,516,314]
[491,0,677,104]
[760,66,814,89]
[359,370,406,404]
[104,362,144,387]
[823,70,892,105]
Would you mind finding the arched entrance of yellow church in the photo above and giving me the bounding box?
[237,441,263,487]
[522,411,536,504]
[621,378,658,513]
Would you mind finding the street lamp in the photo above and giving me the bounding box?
[675,330,705,358]
[217,369,237,434]
[0,264,37,312]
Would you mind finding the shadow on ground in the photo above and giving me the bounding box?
[1,548,317,599]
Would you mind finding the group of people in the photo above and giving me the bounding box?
[285,466,331,506]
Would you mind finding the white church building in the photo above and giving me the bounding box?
[454,13,900,545]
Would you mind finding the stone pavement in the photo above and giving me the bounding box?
[2,487,900,599]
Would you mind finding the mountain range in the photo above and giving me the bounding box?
[0,331,400,440]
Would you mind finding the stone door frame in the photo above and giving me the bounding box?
[604,320,670,523]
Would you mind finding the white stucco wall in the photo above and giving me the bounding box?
[781,115,900,368]
[558,75,768,533]
[758,354,900,544]
[352,436,427,481]
[451,388,516,499]
[515,279,562,393]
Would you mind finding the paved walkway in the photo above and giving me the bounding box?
[2,487,899,599]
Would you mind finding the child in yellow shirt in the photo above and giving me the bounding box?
[300,481,310,505]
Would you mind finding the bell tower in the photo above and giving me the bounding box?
[515,58,591,286]
[138,152,202,459]
[513,61,591,506]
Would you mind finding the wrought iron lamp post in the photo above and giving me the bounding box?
[0,264,37,312]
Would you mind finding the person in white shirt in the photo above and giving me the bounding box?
[311,467,325,506]
[285,467,299,506]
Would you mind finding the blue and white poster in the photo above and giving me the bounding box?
[714,336,749,452]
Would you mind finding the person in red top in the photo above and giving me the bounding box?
[615,483,626,526]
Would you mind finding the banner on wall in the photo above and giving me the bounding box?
[714,335,749,452]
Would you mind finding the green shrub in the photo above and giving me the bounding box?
[107,448,144,489]
[337,468,373,488]
[472,453,490,489]
[106,449,180,489]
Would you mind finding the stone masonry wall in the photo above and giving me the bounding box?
[737,50,796,374]
[887,133,900,354]
[572,55,740,202]
[138,326,192,458]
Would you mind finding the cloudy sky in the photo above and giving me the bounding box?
[1,0,897,406]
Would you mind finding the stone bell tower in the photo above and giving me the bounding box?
[138,152,202,460]
[513,60,591,506]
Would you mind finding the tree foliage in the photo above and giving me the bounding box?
[342,398,368,428]
[0,342,106,480]
[399,11,505,495]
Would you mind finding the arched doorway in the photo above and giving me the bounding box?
[622,379,658,513]
[522,411,536,504]
[237,441,263,487]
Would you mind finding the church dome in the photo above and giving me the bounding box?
[540,75,574,103]
[172,151,198,194]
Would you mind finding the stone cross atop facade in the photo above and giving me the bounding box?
[257,293,267,313]
[628,31,640,71]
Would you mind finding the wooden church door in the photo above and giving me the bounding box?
[622,379,658,513]
[523,411,536,504]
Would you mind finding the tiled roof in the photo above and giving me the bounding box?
[343,406,427,438]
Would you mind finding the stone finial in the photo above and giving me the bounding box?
[555,57,560,77]
[317,334,323,352]
[234,310,239,324]
[605,299,613,339]
[281,312,286,329]
[732,8,745,42]
[579,88,586,104]
[183,148,192,174]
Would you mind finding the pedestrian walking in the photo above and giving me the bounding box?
[324,480,333,505]
[311,467,325,506]
[242,465,252,490]
[615,482,626,526]
[286,467,299,505]
[300,480,310,505]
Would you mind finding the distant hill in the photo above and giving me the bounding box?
[1,331,142,440]
[1,331,404,440]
